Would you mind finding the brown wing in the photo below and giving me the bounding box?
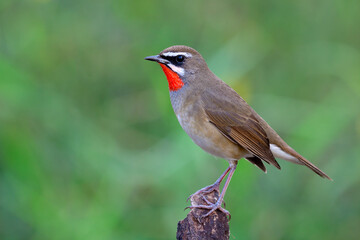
[205,109,280,169]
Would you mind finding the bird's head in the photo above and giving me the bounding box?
[145,45,208,91]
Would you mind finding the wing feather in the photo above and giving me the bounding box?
[206,109,280,169]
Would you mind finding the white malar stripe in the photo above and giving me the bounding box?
[162,52,192,58]
[167,63,185,76]
[270,144,301,164]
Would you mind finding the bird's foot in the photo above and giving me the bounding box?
[186,183,220,202]
[186,196,231,220]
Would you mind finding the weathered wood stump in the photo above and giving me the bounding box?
[176,189,230,240]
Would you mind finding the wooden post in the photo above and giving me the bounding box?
[176,189,230,240]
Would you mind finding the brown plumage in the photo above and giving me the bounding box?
[145,45,331,219]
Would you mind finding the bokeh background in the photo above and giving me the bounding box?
[1,0,360,239]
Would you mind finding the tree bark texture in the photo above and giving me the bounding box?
[176,189,230,240]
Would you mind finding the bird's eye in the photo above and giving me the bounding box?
[176,55,185,63]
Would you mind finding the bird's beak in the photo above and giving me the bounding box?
[144,55,170,65]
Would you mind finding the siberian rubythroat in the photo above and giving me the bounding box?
[145,45,331,218]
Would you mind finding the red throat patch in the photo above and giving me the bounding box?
[159,63,184,91]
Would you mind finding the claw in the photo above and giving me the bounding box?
[187,200,231,220]
[201,195,216,205]
[186,183,220,202]
[186,167,233,202]
[185,164,237,221]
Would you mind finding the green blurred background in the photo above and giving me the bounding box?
[1,0,359,239]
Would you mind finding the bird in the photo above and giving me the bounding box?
[144,45,331,218]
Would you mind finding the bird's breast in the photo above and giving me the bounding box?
[173,96,247,160]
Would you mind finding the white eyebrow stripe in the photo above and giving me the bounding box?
[167,63,185,76]
[162,52,192,57]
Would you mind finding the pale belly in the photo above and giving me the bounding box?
[175,109,248,161]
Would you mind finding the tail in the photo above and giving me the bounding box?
[270,143,332,180]
[252,111,332,180]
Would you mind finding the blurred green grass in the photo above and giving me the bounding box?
[1,0,360,239]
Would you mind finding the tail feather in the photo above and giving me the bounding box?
[254,113,332,180]
[291,150,332,180]
[277,145,332,180]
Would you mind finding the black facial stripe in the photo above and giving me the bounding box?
[160,55,185,66]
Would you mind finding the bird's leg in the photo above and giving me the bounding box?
[187,161,238,219]
[187,166,231,201]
